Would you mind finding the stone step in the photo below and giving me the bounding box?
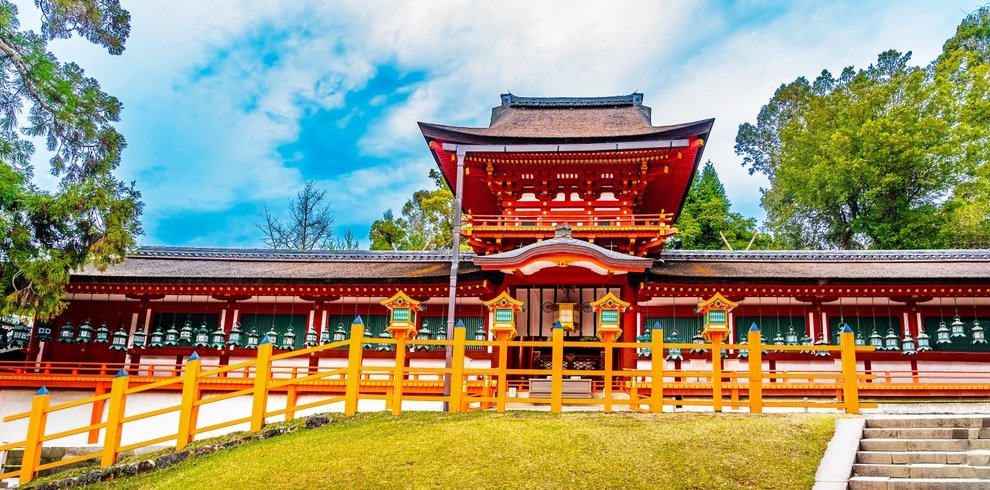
[861,438,971,452]
[857,451,971,465]
[853,463,990,479]
[863,427,978,440]
[865,417,990,429]
[849,476,990,490]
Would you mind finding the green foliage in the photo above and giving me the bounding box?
[937,6,990,248]
[672,161,766,249]
[736,46,979,249]
[369,169,454,250]
[0,0,141,319]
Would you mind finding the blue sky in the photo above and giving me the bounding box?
[15,0,983,248]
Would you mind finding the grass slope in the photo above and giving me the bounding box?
[85,412,835,489]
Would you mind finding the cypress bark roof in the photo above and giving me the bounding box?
[69,247,990,284]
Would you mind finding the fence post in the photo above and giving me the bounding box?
[250,338,274,431]
[392,332,408,416]
[603,338,614,413]
[449,326,466,413]
[711,331,724,412]
[19,386,51,484]
[748,325,763,414]
[101,369,129,467]
[550,325,564,413]
[344,318,365,416]
[839,325,860,414]
[176,352,202,450]
[651,326,664,414]
[495,335,509,412]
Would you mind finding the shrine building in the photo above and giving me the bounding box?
[3,93,990,405]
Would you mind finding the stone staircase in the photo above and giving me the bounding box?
[849,416,990,489]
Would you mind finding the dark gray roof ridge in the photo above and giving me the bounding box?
[134,246,474,262]
[659,249,990,262]
[500,93,644,108]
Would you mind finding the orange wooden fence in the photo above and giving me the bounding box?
[0,325,881,484]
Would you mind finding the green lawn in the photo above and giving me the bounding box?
[83,411,835,489]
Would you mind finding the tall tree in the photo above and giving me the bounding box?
[937,6,990,248]
[1,0,141,319]
[369,169,453,251]
[256,181,343,250]
[736,49,972,249]
[672,161,764,250]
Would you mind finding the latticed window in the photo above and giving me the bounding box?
[495,309,513,323]
[601,309,618,324]
[708,310,726,324]
[392,308,410,322]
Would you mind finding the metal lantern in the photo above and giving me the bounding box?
[901,333,916,355]
[772,329,785,345]
[35,322,53,342]
[319,323,332,345]
[884,327,900,351]
[936,321,951,344]
[266,325,279,346]
[376,330,393,352]
[737,334,749,358]
[58,321,75,343]
[210,326,226,349]
[246,328,259,349]
[666,328,683,361]
[800,331,814,353]
[10,321,31,348]
[785,325,799,345]
[194,322,211,348]
[690,329,706,354]
[304,324,318,347]
[179,320,194,345]
[636,324,652,359]
[77,319,94,344]
[869,327,883,349]
[950,314,966,339]
[131,327,147,348]
[814,333,830,357]
[854,329,866,346]
[435,323,447,343]
[164,323,180,346]
[149,327,164,348]
[109,326,129,351]
[227,322,243,348]
[281,328,296,349]
[915,329,932,352]
[474,325,486,342]
[363,323,374,350]
[972,320,986,345]
[333,322,346,342]
[94,322,111,344]
[416,320,432,351]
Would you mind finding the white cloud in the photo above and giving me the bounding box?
[15,0,981,245]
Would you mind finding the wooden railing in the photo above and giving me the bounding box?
[0,326,889,484]
[466,213,673,229]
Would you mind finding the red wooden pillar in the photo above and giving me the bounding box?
[620,283,637,369]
